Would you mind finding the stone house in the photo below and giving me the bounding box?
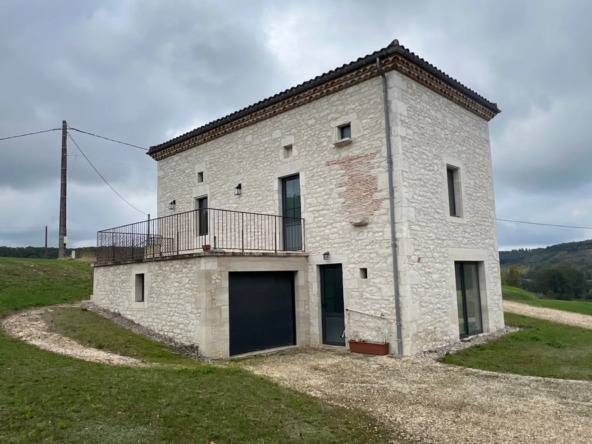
[92,40,504,358]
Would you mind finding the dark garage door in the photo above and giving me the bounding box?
[229,272,295,356]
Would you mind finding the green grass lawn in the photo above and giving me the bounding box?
[441,312,592,380]
[49,307,200,367]
[0,257,398,443]
[502,285,592,316]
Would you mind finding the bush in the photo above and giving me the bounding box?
[546,290,555,299]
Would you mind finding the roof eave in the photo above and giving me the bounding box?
[148,44,500,157]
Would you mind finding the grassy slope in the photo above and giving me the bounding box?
[49,307,200,367]
[503,285,592,316]
[441,312,592,380]
[0,257,396,443]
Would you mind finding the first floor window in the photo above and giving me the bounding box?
[197,197,208,236]
[455,262,483,337]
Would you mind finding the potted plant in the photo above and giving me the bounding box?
[202,244,211,252]
[348,338,389,356]
[345,309,390,356]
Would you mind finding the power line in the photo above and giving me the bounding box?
[69,154,156,171]
[497,218,592,230]
[0,226,47,229]
[68,127,148,151]
[0,128,60,142]
[67,132,148,215]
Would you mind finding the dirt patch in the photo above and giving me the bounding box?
[242,348,592,444]
[2,304,145,367]
[504,301,592,329]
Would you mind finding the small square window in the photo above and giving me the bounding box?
[339,123,351,140]
[283,145,293,159]
[360,268,368,279]
[197,172,204,183]
[135,274,145,302]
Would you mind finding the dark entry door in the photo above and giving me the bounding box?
[455,262,483,338]
[229,272,296,356]
[320,264,345,346]
[282,175,302,251]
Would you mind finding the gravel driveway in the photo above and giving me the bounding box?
[504,301,592,329]
[243,348,592,444]
[2,305,145,366]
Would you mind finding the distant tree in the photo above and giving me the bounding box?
[506,266,522,288]
[500,269,506,285]
[545,290,555,300]
[535,264,587,300]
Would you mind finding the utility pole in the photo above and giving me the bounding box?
[58,120,67,259]
[44,226,48,259]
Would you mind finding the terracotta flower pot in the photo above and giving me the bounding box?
[202,245,211,252]
[348,340,389,356]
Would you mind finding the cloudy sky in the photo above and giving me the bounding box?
[1,0,591,250]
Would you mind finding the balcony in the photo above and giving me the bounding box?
[96,208,305,265]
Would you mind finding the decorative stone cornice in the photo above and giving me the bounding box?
[150,50,498,161]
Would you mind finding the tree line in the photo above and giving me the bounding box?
[503,264,592,301]
[0,246,96,260]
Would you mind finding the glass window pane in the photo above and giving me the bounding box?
[447,168,456,216]
[463,263,483,335]
[340,124,351,139]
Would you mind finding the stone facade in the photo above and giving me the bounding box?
[387,70,504,353]
[93,253,308,358]
[93,259,201,344]
[93,63,504,357]
[156,77,401,350]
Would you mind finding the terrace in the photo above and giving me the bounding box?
[96,208,306,265]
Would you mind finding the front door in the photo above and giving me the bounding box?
[282,175,302,251]
[455,262,483,337]
[320,264,345,346]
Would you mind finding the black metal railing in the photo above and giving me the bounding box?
[96,208,305,264]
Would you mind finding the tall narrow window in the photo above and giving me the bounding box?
[197,197,208,236]
[135,274,145,302]
[197,172,204,183]
[455,262,483,337]
[447,166,458,217]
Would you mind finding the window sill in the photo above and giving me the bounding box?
[333,138,353,147]
[132,301,147,308]
[447,215,467,224]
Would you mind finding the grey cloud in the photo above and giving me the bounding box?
[1,0,591,250]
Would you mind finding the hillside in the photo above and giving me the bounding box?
[500,239,592,276]
[0,246,96,260]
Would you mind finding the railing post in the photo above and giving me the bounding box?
[241,213,244,253]
[274,217,277,253]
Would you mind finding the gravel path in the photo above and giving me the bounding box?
[2,304,145,367]
[243,348,592,444]
[504,300,592,329]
